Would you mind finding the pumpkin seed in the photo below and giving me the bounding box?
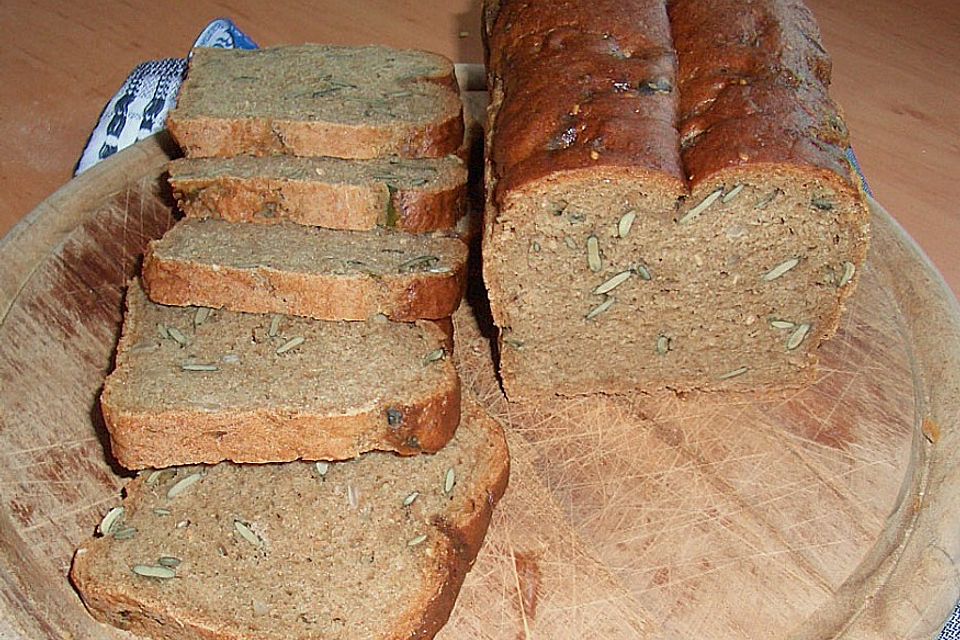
[762,257,800,282]
[722,184,745,203]
[194,307,211,328]
[787,323,812,350]
[397,255,439,273]
[112,526,137,540]
[585,296,615,320]
[347,483,359,510]
[145,470,163,486]
[98,506,124,536]
[315,461,330,478]
[617,210,637,238]
[403,491,420,507]
[407,534,428,547]
[503,337,524,350]
[587,235,601,272]
[158,556,181,568]
[234,520,262,547]
[153,508,172,517]
[157,324,170,340]
[564,236,578,250]
[635,264,652,281]
[444,468,456,494]
[838,261,856,287]
[180,363,219,372]
[594,270,633,295]
[423,348,446,364]
[268,314,282,338]
[769,319,796,330]
[678,188,724,225]
[166,327,188,347]
[166,472,203,499]
[656,335,670,355]
[132,564,176,580]
[811,196,834,211]
[754,190,780,210]
[717,366,749,380]
[276,336,305,354]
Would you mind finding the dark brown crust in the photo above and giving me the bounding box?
[69,398,510,640]
[669,0,856,188]
[485,3,685,199]
[141,235,468,322]
[169,160,468,234]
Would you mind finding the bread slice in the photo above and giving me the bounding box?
[482,0,870,399]
[142,219,468,322]
[167,45,464,159]
[71,398,509,640]
[167,154,468,233]
[101,282,460,469]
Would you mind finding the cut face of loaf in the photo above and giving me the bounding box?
[101,282,460,469]
[167,155,468,233]
[167,45,464,159]
[70,398,510,640]
[485,164,866,399]
[483,0,870,399]
[142,219,468,322]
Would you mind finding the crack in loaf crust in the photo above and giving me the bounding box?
[483,0,870,400]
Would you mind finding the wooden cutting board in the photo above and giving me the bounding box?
[1,71,958,639]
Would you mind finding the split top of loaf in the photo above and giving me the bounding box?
[482,0,870,399]
[167,45,464,158]
[71,398,509,640]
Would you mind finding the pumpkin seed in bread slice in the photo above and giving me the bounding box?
[71,398,509,640]
[101,281,460,469]
[168,153,468,233]
[167,45,464,159]
[142,219,468,322]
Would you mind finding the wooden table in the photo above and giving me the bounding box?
[0,1,957,297]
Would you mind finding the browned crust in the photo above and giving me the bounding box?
[141,241,468,322]
[69,400,510,640]
[100,358,461,469]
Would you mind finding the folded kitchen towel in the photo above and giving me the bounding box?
[75,18,257,175]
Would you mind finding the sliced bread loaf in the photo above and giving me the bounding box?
[142,219,468,322]
[101,282,460,469]
[71,397,509,640]
[167,45,464,159]
[482,0,869,399]
[167,154,468,233]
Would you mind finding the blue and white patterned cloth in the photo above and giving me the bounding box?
[74,17,959,640]
[75,18,257,174]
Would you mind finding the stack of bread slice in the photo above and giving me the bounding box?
[71,45,508,640]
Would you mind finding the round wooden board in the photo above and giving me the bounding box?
[1,88,958,639]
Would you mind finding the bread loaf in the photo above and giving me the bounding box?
[142,218,468,322]
[482,0,870,399]
[167,45,464,159]
[71,397,509,640]
[167,154,468,233]
[101,282,460,469]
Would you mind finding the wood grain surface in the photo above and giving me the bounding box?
[0,0,958,297]
[1,85,958,638]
